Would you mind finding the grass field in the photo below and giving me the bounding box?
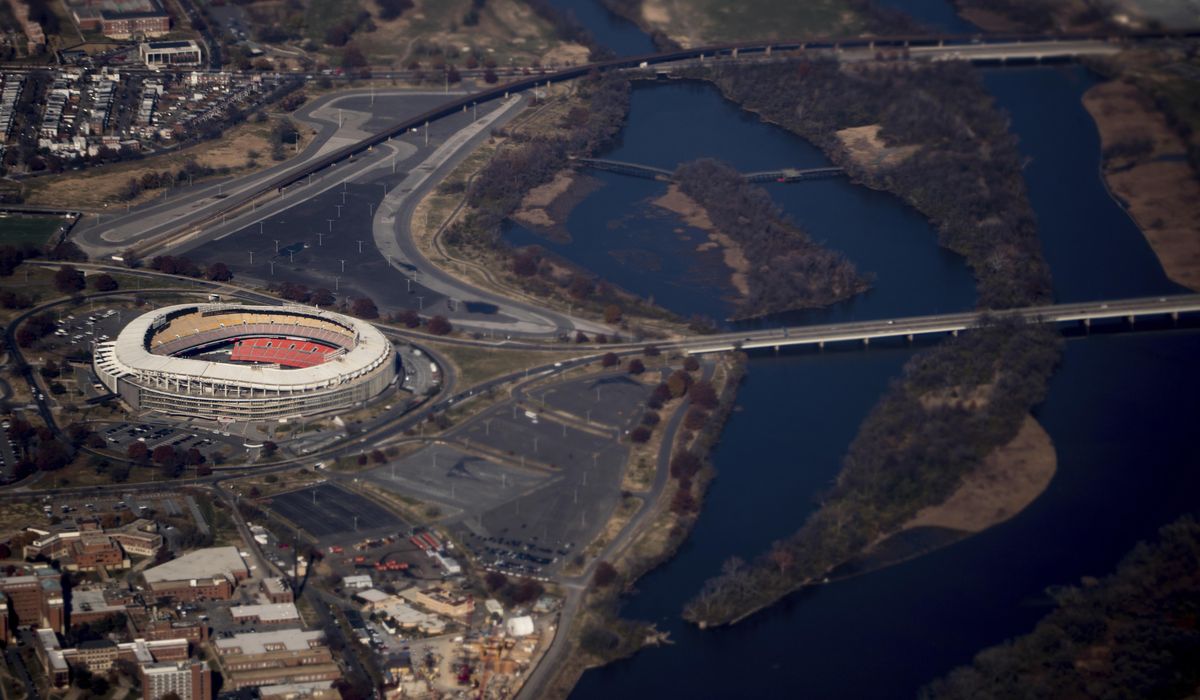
[640,0,866,46]
[305,0,362,41]
[0,215,66,248]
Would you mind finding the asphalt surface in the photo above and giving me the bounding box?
[269,482,403,538]
[72,88,468,261]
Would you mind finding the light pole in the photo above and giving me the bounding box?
[340,259,346,273]
[273,239,280,254]
[357,240,364,254]
[249,251,254,265]
[317,232,324,246]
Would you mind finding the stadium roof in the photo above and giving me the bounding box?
[108,304,391,391]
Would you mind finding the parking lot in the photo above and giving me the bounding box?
[267,483,404,538]
[99,421,218,453]
[524,373,652,429]
[47,305,126,354]
[366,393,631,578]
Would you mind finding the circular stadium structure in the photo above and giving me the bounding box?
[94,303,396,421]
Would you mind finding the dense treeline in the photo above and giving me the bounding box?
[952,0,1109,31]
[695,60,1052,310]
[445,74,642,315]
[683,319,1062,626]
[674,158,870,317]
[923,515,1200,699]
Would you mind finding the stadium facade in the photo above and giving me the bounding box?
[94,303,395,421]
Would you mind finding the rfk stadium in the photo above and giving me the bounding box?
[94,303,396,421]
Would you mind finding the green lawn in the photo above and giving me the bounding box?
[0,215,66,247]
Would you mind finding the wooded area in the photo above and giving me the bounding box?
[693,59,1052,310]
[673,158,870,317]
[683,319,1062,626]
[923,515,1200,699]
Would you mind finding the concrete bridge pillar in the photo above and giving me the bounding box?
[906,334,914,343]
[1128,314,1136,325]
[774,345,779,354]
[1083,318,1091,329]
[1172,311,1180,322]
[951,329,959,337]
[732,48,738,58]
[818,340,825,349]
[765,46,772,56]
[863,337,870,346]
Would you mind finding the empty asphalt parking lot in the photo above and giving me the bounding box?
[525,373,651,428]
[268,483,403,538]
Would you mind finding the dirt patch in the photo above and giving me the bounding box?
[542,43,590,66]
[835,124,919,171]
[24,123,284,209]
[958,7,1027,31]
[1084,81,1200,292]
[652,185,750,296]
[521,170,576,210]
[901,415,1056,533]
[511,169,602,241]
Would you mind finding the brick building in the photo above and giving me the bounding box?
[143,547,248,602]
[142,660,211,700]
[213,630,342,690]
[0,566,66,635]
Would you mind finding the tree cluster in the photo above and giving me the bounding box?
[683,320,1062,625]
[698,60,1053,309]
[674,158,870,317]
[923,515,1200,700]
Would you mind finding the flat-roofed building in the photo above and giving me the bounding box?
[34,628,71,687]
[0,566,66,632]
[261,577,293,604]
[213,629,341,690]
[141,660,210,700]
[400,586,474,618]
[24,519,162,571]
[143,547,247,602]
[71,586,130,626]
[258,681,339,700]
[139,40,202,67]
[230,603,300,625]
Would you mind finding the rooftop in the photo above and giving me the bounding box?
[355,588,390,603]
[230,603,301,622]
[214,629,324,655]
[143,546,246,583]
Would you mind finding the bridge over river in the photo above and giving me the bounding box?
[682,294,1200,354]
[574,158,846,183]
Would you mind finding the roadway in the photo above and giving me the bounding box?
[63,31,1196,258]
[680,294,1200,354]
[70,87,468,261]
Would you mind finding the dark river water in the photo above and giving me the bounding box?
[527,3,1200,698]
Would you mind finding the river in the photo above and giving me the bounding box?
[527,3,1200,698]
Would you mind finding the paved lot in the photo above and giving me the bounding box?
[366,404,629,578]
[457,410,623,471]
[526,373,651,428]
[268,483,403,537]
[183,101,516,324]
[364,444,545,515]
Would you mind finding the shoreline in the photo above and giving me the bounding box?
[1082,80,1200,292]
[721,413,1058,627]
[531,353,747,699]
